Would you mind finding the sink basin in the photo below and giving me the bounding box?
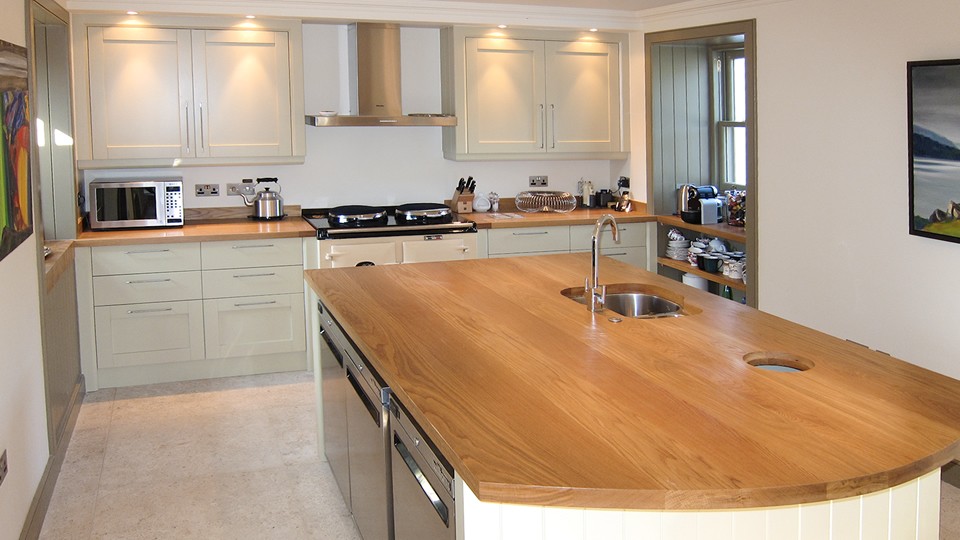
[561,283,686,318]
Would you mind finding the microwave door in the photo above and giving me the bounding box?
[93,184,162,228]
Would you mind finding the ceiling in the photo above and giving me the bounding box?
[438,0,692,11]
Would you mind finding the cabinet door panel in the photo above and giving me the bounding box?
[465,38,545,153]
[401,238,473,263]
[488,227,569,254]
[87,27,193,159]
[94,271,202,305]
[545,41,621,153]
[569,222,646,251]
[203,293,306,358]
[192,29,292,158]
[94,300,204,368]
[202,265,303,299]
[92,243,201,276]
[201,238,301,270]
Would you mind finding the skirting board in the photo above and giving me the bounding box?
[18,377,84,540]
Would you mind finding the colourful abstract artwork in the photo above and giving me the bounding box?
[0,39,30,262]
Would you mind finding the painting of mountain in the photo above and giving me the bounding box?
[908,58,960,243]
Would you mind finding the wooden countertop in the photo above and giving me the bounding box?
[73,218,315,247]
[305,254,960,510]
[467,203,655,229]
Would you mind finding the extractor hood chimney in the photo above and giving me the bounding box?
[306,23,456,127]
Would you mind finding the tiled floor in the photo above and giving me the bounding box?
[39,371,960,539]
[39,371,361,539]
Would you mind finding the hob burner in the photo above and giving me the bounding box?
[327,205,388,227]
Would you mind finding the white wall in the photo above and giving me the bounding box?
[0,2,51,539]
[82,24,621,209]
[635,0,960,380]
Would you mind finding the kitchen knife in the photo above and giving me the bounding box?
[467,177,476,193]
[457,178,466,193]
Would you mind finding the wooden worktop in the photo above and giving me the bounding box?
[305,254,960,510]
[73,218,315,247]
[467,202,655,229]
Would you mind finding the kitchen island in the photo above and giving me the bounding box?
[304,253,960,538]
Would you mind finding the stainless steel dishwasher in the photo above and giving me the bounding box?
[344,333,393,540]
[317,300,350,507]
[391,397,456,540]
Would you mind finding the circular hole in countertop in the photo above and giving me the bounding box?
[744,351,814,372]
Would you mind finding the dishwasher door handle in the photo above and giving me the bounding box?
[394,434,449,526]
[347,368,381,426]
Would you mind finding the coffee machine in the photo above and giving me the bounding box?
[678,184,724,225]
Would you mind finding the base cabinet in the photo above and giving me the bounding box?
[485,222,648,268]
[78,237,307,389]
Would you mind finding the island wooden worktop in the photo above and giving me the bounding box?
[304,253,960,510]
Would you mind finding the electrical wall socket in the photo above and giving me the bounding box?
[226,183,257,197]
[0,449,8,488]
[529,175,548,187]
[195,184,220,197]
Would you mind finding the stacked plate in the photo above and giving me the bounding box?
[665,238,690,261]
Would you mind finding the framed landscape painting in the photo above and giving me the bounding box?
[908,58,960,244]
[0,39,31,262]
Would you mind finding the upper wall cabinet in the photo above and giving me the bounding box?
[72,15,305,169]
[441,27,629,161]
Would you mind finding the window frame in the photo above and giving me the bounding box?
[712,46,747,190]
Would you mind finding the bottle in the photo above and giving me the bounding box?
[722,285,733,300]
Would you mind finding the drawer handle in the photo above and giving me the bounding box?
[232,244,275,249]
[607,252,628,256]
[232,272,276,278]
[233,300,278,308]
[125,278,173,284]
[324,253,338,260]
[379,119,398,124]
[126,307,174,315]
[512,231,549,236]
[124,249,171,255]
[459,247,469,253]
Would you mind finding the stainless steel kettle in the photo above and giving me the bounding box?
[241,178,284,220]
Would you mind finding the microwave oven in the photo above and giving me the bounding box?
[88,178,184,230]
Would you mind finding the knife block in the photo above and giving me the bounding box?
[451,190,474,213]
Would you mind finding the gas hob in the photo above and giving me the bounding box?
[303,203,477,240]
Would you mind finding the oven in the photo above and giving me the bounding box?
[303,203,478,269]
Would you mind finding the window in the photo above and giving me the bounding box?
[714,48,747,187]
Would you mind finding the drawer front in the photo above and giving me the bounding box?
[488,227,570,254]
[322,241,398,268]
[569,222,646,251]
[94,300,205,368]
[202,265,303,299]
[203,293,306,359]
[401,237,476,263]
[92,243,201,276]
[94,271,202,306]
[573,246,648,268]
[201,238,301,270]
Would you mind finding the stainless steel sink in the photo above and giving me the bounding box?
[561,284,686,319]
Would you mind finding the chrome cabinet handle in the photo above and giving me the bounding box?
[232,272,276,278]
[539,104,545,149]
[233,300,278,308]
[127,307,173,315]
[232,244,275,249]
[124,249,171,255]
[512,231,549,236]
[125,278,172,284]
[550,104,557,149]
[184,105,190,153]
[199,103,205,151]
[379,119,398,124]
[324,253,338,260]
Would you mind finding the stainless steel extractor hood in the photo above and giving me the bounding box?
[306,23,456,127]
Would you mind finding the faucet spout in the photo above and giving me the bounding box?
[588,214,620,312]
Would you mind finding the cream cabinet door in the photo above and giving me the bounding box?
[87,27,193,160]
[94,300,205,368]
[401,238,472,263]
[545,41,621,153]
[203,293,306,359]
[464,38,545,154]
[191,29,292,158]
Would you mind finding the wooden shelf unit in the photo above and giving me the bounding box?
[657,257,746,292]
[657,215,746,244]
